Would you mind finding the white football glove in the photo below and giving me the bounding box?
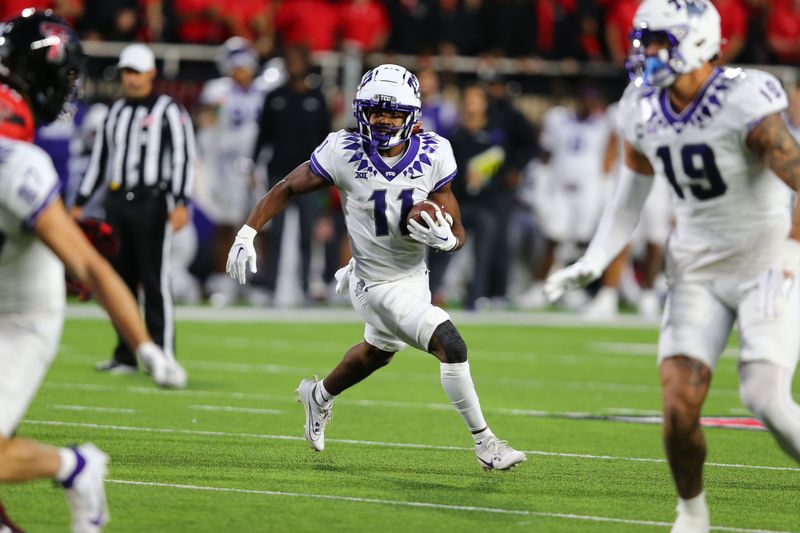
[740,240,800,319]
[226,224,258,285]
[543,259,602,302]
[407,210,458,252]
[741,266,795,318]
[135,341,187,389]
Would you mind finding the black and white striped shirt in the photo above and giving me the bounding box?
[76,93,195,207]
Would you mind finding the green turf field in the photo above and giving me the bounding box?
[4,315,799,532]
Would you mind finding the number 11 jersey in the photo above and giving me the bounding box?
[620,67,791,282]
[310,130,457,283]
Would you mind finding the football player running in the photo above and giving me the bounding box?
[545,1,800,531]
[227,64,526,471]
[0,10,184,533]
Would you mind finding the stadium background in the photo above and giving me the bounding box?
[17,0,800,310]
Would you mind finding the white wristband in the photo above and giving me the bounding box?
[237,224,257,239]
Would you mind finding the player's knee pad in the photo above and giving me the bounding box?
[431,321,467,364]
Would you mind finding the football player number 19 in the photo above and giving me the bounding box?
[655,143,727,201]
[370,188,415,236]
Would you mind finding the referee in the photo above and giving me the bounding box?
[73,43,195,373]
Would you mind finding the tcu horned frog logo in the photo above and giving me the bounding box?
[36,22,70,62]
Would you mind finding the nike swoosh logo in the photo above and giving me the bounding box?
[409,174,424,179]
[435,235,448,241]
[477,457,494,469]
[235,248,243,260]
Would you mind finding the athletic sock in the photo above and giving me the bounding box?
[315,380,336,407]
[677,491,708,518]
[55,447,80,486]
[471,427,495,446]
[440,362,489,435]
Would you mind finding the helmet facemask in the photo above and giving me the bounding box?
[627,27,682,88]
[354,98,419,154]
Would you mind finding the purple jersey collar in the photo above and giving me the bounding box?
[659,67,722,126]
[365,135,421,181]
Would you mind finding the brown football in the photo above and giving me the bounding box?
[407,200,448,228]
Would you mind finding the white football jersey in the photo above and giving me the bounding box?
[310,130,457,282]
[540,106,611,187]
[0,139,65,314]
[620,67,791,281]
[199,77,268,158]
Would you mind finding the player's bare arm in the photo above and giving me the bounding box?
[244,161,329,231]
[746,113,800,242]
[35,198,151,350]
[228,161,329,283]
[428,182,466,252]
[623,139,655,176]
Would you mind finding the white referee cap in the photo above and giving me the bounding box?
[118,43,155,72]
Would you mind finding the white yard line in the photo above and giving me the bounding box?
[39,381,736,416]
[188,405,283,415]
[23,420,800,473]
[66,303,661,328]
[591,342,740,358]
[104,479,791,533]
[49,404,135,414]
[51,357,740,396]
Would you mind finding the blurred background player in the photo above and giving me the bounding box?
[250,45,331,305]
[0,10,184,533]
[546,1,800,530]
[197,37,270,306]
[429,83,510,310]
[517,86,611,309]
[73,43,196,375]
[227,64,526,470]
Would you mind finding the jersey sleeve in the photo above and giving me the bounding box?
[308,131,339,186]
[729,69,789,135]
[618,82,646,153]
[431,135,458,192]
[0,144,60,231]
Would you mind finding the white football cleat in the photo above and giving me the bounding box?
[637,289,661,319]
[62,444,109,533]
[582,287,619,319]
[475,435,527,471]
[296,377,332,451]
[515,283,548,310]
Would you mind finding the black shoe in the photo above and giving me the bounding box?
[95,359,137,374]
